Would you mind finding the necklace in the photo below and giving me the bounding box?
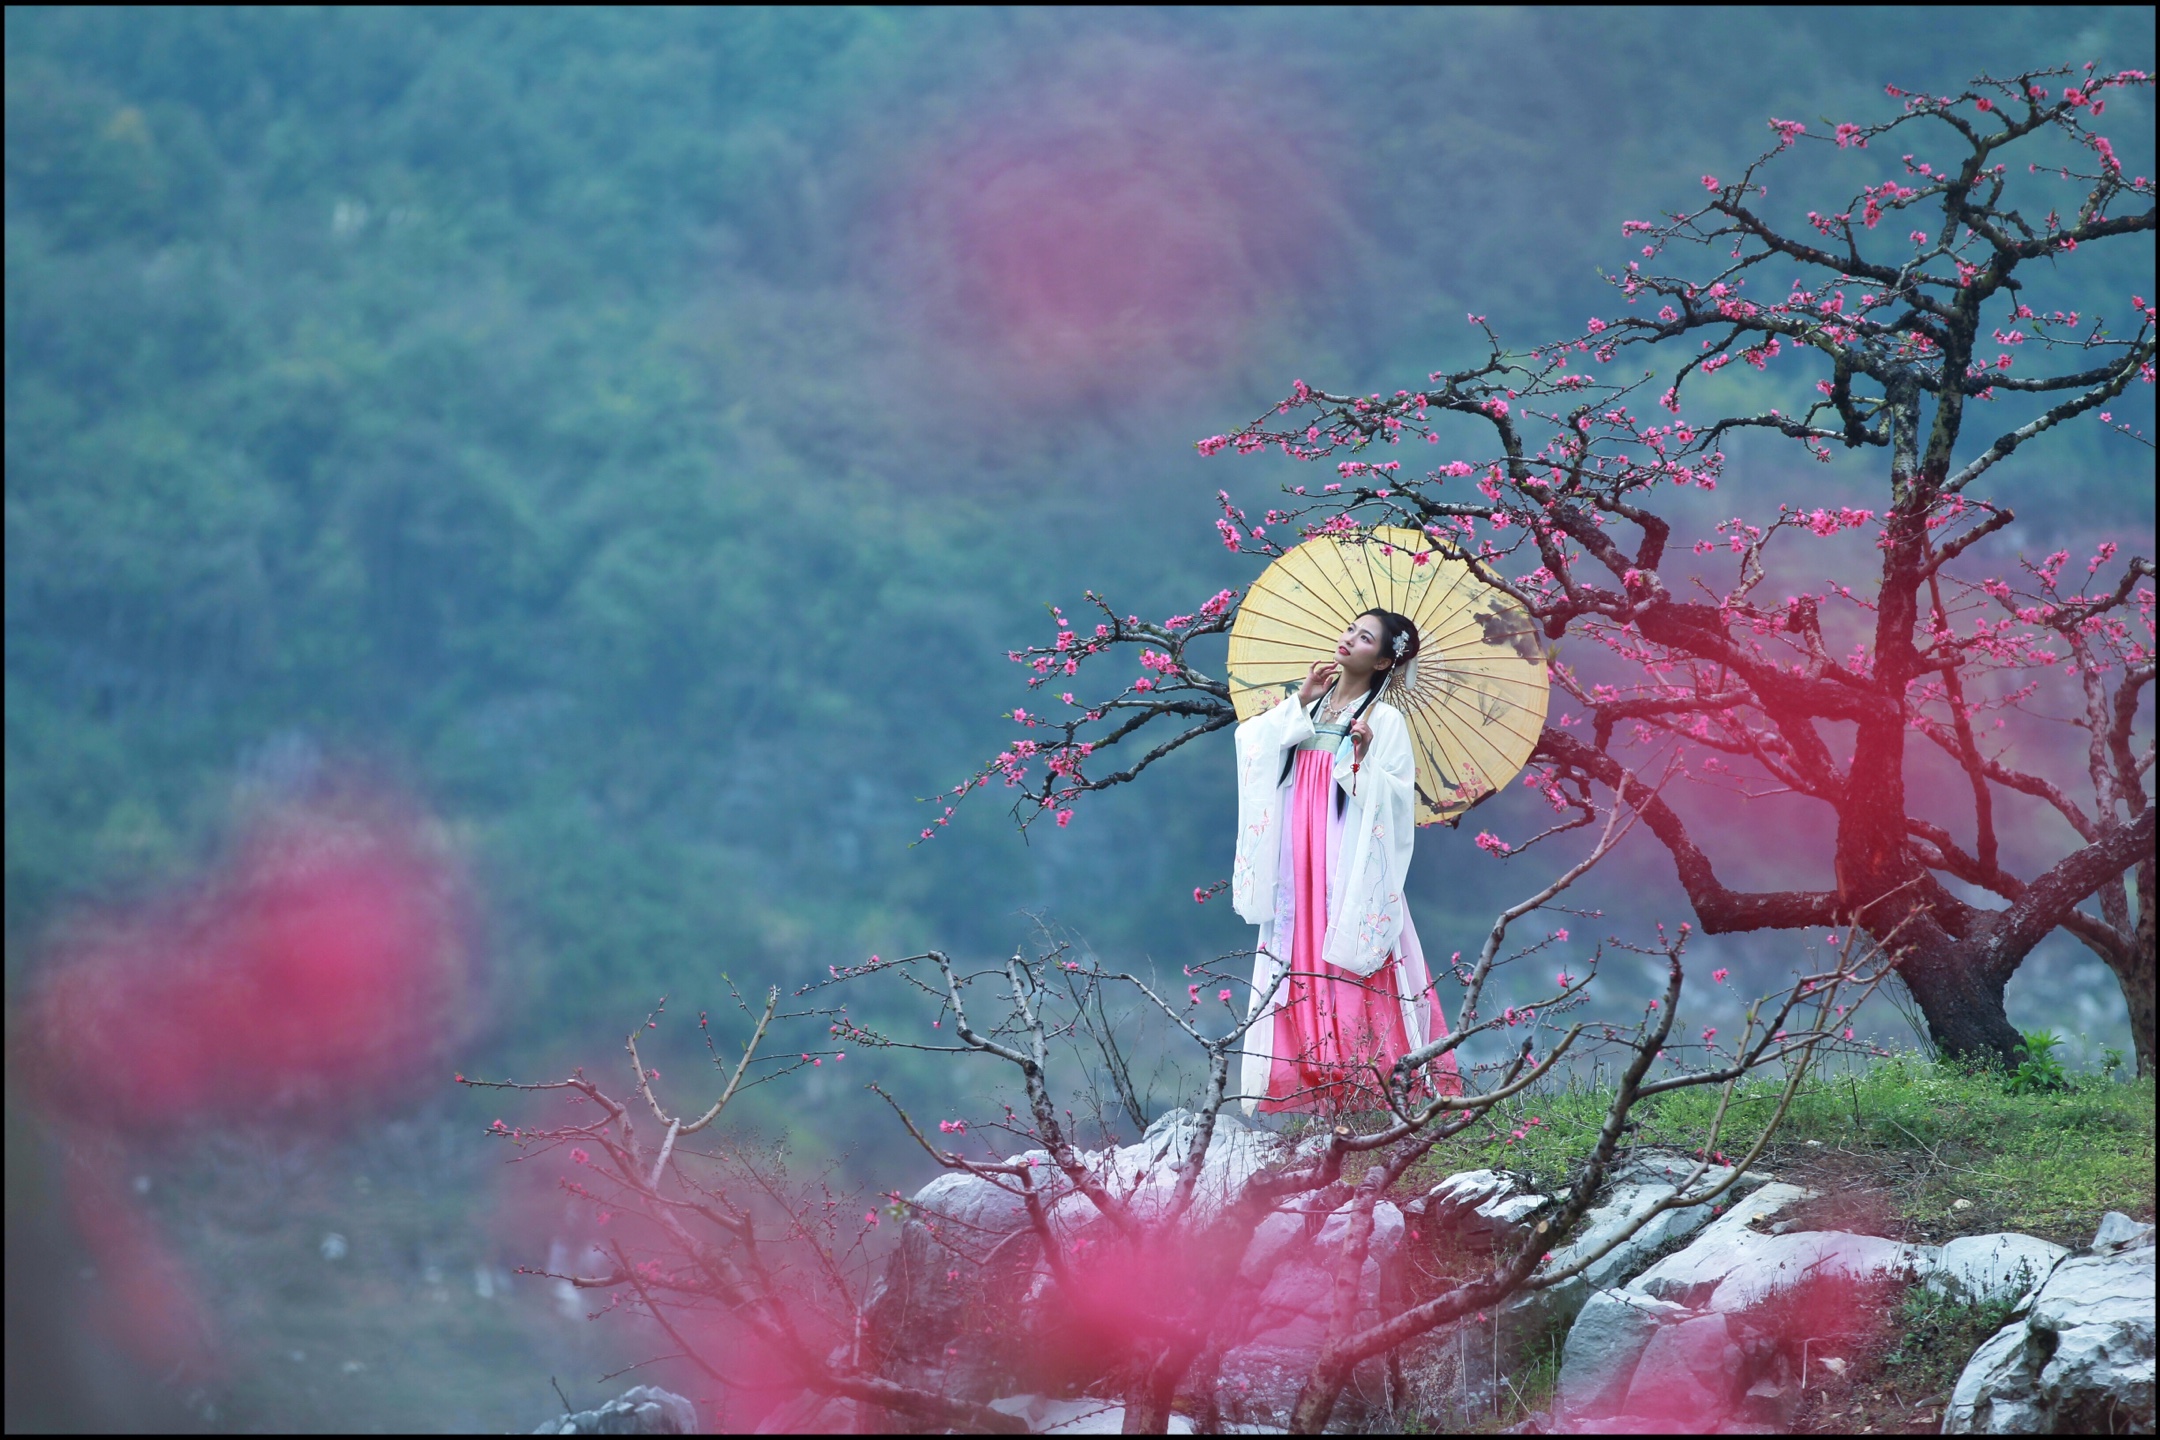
[1319,683,1367,723]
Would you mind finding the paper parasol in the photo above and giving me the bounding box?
[1226,526,1550,826]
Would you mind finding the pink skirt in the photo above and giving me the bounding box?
[1259,747,1461,1113]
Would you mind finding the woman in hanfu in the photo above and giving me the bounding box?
[1232,608,1462,1115]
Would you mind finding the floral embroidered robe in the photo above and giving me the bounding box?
[1231,692,1457,1113]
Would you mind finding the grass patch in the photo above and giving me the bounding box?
[1399,1057,2155,1248]
[1881,1281,2024,1403]
[1387,1306,1570,1435]
[1482,1312,1567,1434]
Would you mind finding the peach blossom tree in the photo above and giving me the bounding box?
[941,64,2157,1073]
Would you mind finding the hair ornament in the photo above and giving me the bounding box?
[1392,631,1410,657]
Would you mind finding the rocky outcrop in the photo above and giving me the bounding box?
[864,1109,1397,1430]
[1624,1183,1935,1313]
[1552,1288,1692,1418]
[533,1387,696,1435]
[1061,1108,1288,1229]
[1209,1198,1404,1431]
[862,1130,2140,1436]
[1407,1169,1548,1251]
[1944,1212,2155,1435]
[984,1394,1182,1434]
[1554,1182,1933,1431]
[1501,1156,1773,1359]
[1544,1174,2148,1437]
[861,1156,1046,1402]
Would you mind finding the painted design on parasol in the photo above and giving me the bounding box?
[1226,525,1550,827]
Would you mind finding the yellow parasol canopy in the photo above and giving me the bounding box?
[1226,525,1550,827]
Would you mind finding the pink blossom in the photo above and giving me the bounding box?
[1712,967,1730,983]
[1219,989,1233,1003]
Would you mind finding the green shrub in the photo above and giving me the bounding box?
[2007,1029,2068,1096]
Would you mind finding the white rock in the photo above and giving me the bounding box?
[2093,1210,2156,1254]
[1419,1168,1519,1212]
[536,1386,697,1435]
[1539,1179,1719,1295]
[1046,1110,1287,1234]
[1702,1231,1936,1312]
[1944,1323,2046,1433]
[1943,1215,2155,1434]
[986,1393,1184,1434]
[900,1111,1287,1291]
[1555,1288,1690,1419]
[912,1165,1037,1232]
[1502,1178,1715,1361]
[876,1110,1392,1431]
[1609,1152,1774,1195]
[1928,1233,2068,1305]
[1618,1182,1804,1307]
[1212,1197,1402,1431]
[1626,1184,1936,1311]
[1411,1169,1546,1247]
[1623,1310,1739,1419]
[1498,1156,1776,1357]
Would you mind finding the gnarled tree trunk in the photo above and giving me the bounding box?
[1891,931,2024,1064]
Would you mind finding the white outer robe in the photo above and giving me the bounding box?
[1231,693,1430,1114]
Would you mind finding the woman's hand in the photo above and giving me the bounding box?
[1349,716,1373,762]
[1298,660,1339,706]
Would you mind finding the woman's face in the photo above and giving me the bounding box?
[1335,615,1390,679]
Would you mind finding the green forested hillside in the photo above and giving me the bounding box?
[7,7,2154,1108]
